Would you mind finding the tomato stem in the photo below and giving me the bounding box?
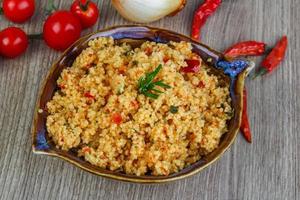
[28,33,43,40]
[79,0,90,11]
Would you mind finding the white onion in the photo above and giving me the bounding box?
[112,0,186,23]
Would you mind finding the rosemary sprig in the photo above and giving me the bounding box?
[138,64,171,99]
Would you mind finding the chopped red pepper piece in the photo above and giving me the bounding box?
[191,0,222,40]
[84,92,95,100]
[163,56,170,63]
[58,84,66,89]
[82,146,91,153]
[253,35,288,78]
[131,100,139,110]
[145,47,152,56]
[111,113,122,125]
[180,59,201,73]
[118,65,127,75]
[198,81,205,88]
[240,88,252,143]
[224,41,266,59]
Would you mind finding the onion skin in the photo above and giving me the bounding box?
[112,0,186,23]
[168,0,186,16]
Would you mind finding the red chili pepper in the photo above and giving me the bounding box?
[180,59,201,73]
[253,35,288,78]
[240,88,252,143]
[111,113,122,125]
[84,92,95,99]
[191,0,222,40]
[224,41,266,59]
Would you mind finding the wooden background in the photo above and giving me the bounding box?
[0,0,299,199]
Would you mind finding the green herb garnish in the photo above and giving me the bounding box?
[138,64,171,99]
[170,105,178,114]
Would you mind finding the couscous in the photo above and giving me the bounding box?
[46,37,233,176]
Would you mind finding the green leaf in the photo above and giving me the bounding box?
[144,92,159,99]
[137,64,171,99]
[152,81,171,88]
[151,88,163,94]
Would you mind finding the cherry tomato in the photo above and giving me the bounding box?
[43,10,82,51]
[70,0,99,29]
[2,0,35,23]
[0,27,28,58]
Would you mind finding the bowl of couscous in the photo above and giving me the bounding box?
[32,25,253,183]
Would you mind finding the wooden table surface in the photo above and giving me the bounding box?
[0,0,299,199]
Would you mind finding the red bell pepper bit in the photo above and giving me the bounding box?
[131,100,139,110]
[198,80,206,88]
[180,59,201,73]
[145,47,152,56]
[82,146,91,154]
[111,113,122,125]
[163,56,170,63]
[58,83,66,89]
[253,35,288,78]
[84,92,95,100]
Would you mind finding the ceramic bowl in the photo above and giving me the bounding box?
[32,25,253,183]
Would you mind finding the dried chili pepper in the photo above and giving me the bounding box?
[191,0,222,40]
[253,35,288,78]
[224,41,266,59]
[240,88,252,143]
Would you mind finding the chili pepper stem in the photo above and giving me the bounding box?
[0,7,3,15]
[28,33,43,40]
[252,68,268,79]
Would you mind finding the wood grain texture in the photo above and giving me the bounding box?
[0,0,299,199]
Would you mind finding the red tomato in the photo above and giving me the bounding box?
[2,0,35,23]
[70,0,99,29]
[111,113,122,125]
[0,27,28,58]
[43,10,82,51]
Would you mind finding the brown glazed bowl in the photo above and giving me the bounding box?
[32,25,254,183]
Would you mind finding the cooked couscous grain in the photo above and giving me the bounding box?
[46,37,233,176]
